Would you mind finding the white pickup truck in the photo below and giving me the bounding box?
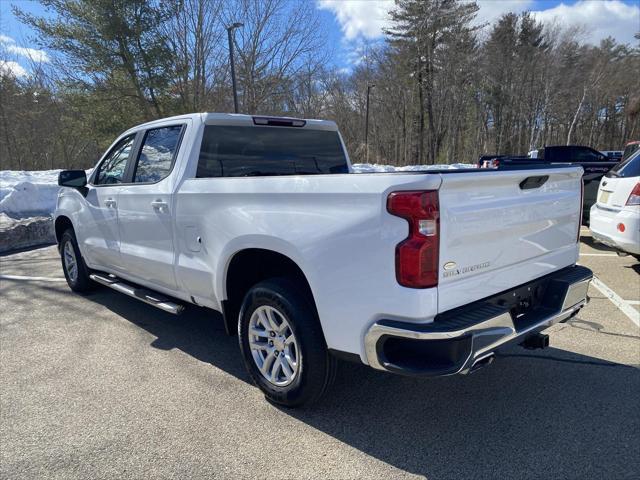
[55,113,592,407]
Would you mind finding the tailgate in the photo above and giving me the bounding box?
[437,167,582,313]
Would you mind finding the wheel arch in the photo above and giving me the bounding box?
[54,215,74,246]
[222,248,319,337]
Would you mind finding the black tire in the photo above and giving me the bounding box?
[59,228,94,293]
[238,278,336,408]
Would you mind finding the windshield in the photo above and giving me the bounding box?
[607,150,640,178]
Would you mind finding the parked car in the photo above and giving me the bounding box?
[623,141,640,161]
[590,149,640,259]
[480,145,619,223]
[54,113,592,407]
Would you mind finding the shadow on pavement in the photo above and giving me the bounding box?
[579,234,617,253]
[627,263,640,275]
[81,286,640,479]
[84,287,252,383]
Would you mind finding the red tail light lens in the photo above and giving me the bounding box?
[626,182,640,206]
[387,191,440,288]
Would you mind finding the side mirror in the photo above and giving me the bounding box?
[58,170,87,188]
[58,170,88,196]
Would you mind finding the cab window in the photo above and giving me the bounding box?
[196,125,348,178]
[133,125,184,183]
[94,135,136,185]
[572,147,603,162]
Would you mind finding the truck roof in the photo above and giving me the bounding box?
[124,112,338,133]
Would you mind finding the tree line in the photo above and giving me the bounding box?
[1,0,639,171]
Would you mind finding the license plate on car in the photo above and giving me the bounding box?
[599,190,610,204]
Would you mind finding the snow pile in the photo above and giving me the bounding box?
[0,170,67,251]
[0,180,61,218]
[352,163,476,172]
[0,212,17,228]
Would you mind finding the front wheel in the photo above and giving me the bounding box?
[238,278,336,408]
[59,228,93,293]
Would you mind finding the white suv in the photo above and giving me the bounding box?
[590,150,640,258]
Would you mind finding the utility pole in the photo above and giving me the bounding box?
[365,84,375,163]
[226,22,244,114]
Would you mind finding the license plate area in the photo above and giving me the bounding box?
[599,190,611,204]
[488,281,547,322]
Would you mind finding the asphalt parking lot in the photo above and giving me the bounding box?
[1,232,639,480]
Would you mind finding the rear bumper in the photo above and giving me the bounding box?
[589,205,640,255]
[364,265,592,376]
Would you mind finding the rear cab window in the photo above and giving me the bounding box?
[196,125,349,178]
[572,147,603,162]
[134,125,184,183]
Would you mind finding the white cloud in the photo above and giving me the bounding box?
[318,0,394,39]
[318,0,533,40]
[475,0,533,25]
[530,1,640,46]
[318,0,638,45]
[0,35,50,63]
[0,60,28,77]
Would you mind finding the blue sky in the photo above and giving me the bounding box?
[1,0,639,77]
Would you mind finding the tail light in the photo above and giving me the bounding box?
[626,182,640,206]
[387,191,439,288]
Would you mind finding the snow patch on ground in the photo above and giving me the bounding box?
[0,181,61,219]
[0,170,62,219]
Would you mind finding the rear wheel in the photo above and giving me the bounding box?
[238,278,336,407]
[60,228,93,293]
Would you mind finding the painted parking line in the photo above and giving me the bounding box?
[590,276,640,328]
[0,274,67,283]
[625,300,640,305]
[579,253,617,257]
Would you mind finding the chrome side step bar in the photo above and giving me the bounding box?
[90,273,185,315]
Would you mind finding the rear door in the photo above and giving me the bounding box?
[436,168,582,313]
[117,123,187,290]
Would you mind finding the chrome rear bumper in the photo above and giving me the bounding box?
[364,266,592,376]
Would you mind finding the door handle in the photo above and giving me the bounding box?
[105,198,117,208]
[151,200,169,212]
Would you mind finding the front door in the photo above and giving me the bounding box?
[117,124,186,291]
[80,134,137,270]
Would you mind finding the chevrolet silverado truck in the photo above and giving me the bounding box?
[55,113,593,407]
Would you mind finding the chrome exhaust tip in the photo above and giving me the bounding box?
[468,353,495,374]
